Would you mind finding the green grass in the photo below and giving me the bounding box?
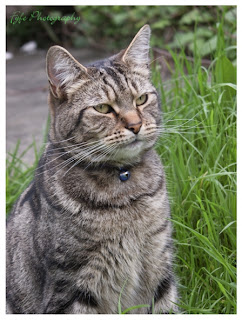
[6,140,39,214]
[6,116,50,215]
[151,22,236,314]
[6,23,236,314]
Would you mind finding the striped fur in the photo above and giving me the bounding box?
[6,25,178,314]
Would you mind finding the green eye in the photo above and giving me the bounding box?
[93,104,112,114]
[136,94,148,106]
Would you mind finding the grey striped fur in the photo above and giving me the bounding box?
[6,25,178,314]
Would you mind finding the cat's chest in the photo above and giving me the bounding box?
[79,198,162,268]
[47,188,167,312]
[89,223,146,310]
[54,149,165,212]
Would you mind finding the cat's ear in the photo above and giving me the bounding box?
[121,24,151,66]
[46,45,88,99]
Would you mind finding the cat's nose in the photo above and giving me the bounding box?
[126,121,142,134]
[121,111,142,134]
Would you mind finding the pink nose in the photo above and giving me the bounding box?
[121,111,142,134]
[126,121,142,134]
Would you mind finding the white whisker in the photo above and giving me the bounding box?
[42,135,77,145]
[63,143,112,176]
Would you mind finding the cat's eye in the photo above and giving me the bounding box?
[136,94,148,106]
[93,104,112,114]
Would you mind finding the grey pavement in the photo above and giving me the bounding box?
[6,48,108,165]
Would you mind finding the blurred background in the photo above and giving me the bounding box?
[6,5,236,57]
[6,5,236,164]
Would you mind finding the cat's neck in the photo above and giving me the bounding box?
[45,140,151,173]
[37,147,163,212]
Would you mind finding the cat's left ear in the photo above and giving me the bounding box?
[121,24,151,66]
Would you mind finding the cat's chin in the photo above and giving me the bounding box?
[106,140,154,166]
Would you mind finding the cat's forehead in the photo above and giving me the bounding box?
[86,58,127,79]
[86,56,113,68]
[69,56,152,104]
[86,54,148,81]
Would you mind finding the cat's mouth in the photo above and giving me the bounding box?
[118,136,149,154]
[119,136,141,147]
[119,134,157,155]
[125,139,141,147]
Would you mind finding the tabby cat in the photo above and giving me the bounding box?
[6,25,178,314]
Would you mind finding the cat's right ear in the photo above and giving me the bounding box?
[46,45,88,99]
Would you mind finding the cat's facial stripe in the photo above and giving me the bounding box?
[104,70,128,95]
[127,79,139,98]
[65,108,87,139]
[111,66,139,98]
[108,64,145,96]
[101,82,116,103]
[103,67,126,91]
[108,66,137,98]
[110,65,130,86]
[101,85,112,102]
[102,77,119,101]
[102,66,145,101]
[101,67,148,108]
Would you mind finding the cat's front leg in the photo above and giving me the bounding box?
[43,297,99,314]
[66,301,98,314]
[64,289,99,314]
[42,282,99,314]
[151,274,179,314]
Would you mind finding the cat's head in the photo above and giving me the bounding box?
[46,25,161,167]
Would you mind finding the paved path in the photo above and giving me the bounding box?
[6,48,108,165]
